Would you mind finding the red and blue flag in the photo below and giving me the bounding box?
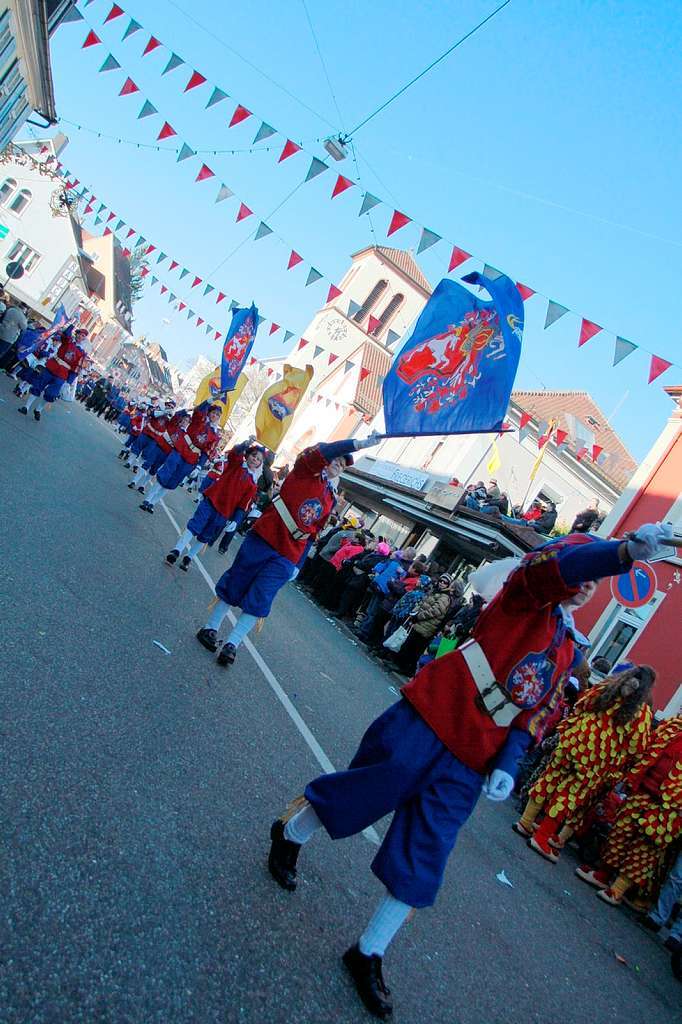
[220,303,258,392]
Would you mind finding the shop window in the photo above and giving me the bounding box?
[589,594,663,673]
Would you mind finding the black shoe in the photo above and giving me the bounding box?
[196,627,219,652]
[127,481,136,490]
[640,916,662,934]
[139,501,154,514]
[131,466,138,474]
[118,450,126,459]
[217,641,237,666]
[137,485,145,494]
[267,819,300,892]
[18,406,27,415]
[342,944,393,1019]
[33,410,41,421]
[179,555,191,572]
[165,550,179,565]
[124,461,131,469]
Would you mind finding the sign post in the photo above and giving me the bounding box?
[610,561,657,609]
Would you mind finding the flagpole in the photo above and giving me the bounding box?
[463,434,500,487]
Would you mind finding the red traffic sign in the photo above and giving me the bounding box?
[610,561,657,609]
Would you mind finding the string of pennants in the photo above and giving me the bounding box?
[62,2,678,387]
[517,411,608,467]
[53,160,386,384]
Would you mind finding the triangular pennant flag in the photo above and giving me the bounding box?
[203,284,214,296]
[215,183,234,203]
[236,202,253,222]
[122,17,141,40]
[344,360,355,374]
[248,356,257,366]
[298,338,309,351]
[313,345,323,359]
[328,353,339,366]
[99,54,121,72]
[254,221,273,241]
[306,267,323,287]
[145,244,155,255]
[257,315,265,327]
[331,174,353,199]
[269,323,280,336]
[160,285,168,295]
[169,259,178,270]
[214,331,222,340]
[157,122,177,141]
[283,330,293,345]
[613,336,637,366]
[119,77,139,97]
[555,428,568,447]
[386,329,400,347]
[591,444,603,462]
[229,104,251,127]
[649,354,672,384]
[126,227,135,238]
[253,121,276,143]
[196,317,204,326]
[61,6,84,23]
[178,301,186,311]
[326,284,342,303]
[575,446,588,461]
[287,250,303,270]
[359,367,370,383]
[82,30,101,48]
[387,210,411,236]
[417,228,441,254]
[516,283,535,301]
[105,4,124,23]
[185,70,206,92]
[278,139,301,162]
[482,264,503,281]
[206,86,228,108]
[83,203,93,215]
[107,212,116,222]
[195,163,215,182]
[136,235,146,247]
[191,276,202,288]
[519,411,533,429]
[544,300,569,329]
[187,309,195,320]
[348,299,361,317]
[169,292,176,302]
[115,219,125,232]
[216,292,225,303]
[103,227,112,236]
[367,314,381,334]
[205,325,211,334]
[138,100,157,119]
[177,143,195,162]
[228,300,238,310]
[578,318,602,347]
[162,52,184,75]
[358,192,380,216]
[142,36,162,57]
[448,246,471,272]
[305,157,328,182]
[151,276,158,286]
[179,268,189,280]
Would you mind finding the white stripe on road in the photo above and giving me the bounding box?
[160,499,381,847]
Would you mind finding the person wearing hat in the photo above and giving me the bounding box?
[356,547,417,646]
[18,327,89,422]
[265,522,672,1020]
[394,574,455,675]
[126,398,180,491]
[165,441,264,571]
[139,401,222,514]
[195,434,381,667]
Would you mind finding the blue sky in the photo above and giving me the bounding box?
[42,0,682,460]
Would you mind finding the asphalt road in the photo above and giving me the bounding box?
[0,380,680,1024]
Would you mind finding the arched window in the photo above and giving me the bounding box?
[370,293,404,336]
[352,279,387,323]
[0,177,17,206]
[9,188,31,214]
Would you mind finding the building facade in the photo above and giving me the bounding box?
[575,385,682,716]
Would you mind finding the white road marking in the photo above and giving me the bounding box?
[160,499,381,846]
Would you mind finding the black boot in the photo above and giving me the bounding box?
[218,532,233,555]
[139,501,154,514]
[33,409,41,421]
[179,555,192,572]
[127,481,136,489]
[165,549,179,565]
[18,406,27,415]
[216,641,237,666]
[267,819,301,891]
[196,627,218,652]
[342,944,393,1019]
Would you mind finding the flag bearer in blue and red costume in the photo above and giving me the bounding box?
[123,396,160,469]
[164,440,264,571]
[118,402,147,461]
[195,433,381,666]
[18,326,89,422]
[126,398,179,491]
[139,401,222,514]
[265,522,672,1020]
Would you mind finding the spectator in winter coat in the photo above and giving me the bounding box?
[315,534,365,608]
[571,503,600,533]
[357,548,416,646]
[0,302,27,366]
[395,575,454,675]
[533,503,558,535]
[333,541,391,621]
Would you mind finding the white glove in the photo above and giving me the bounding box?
[225,520,238,533]
[626,522,673,561]
[353,431,383,451]
[482,769,514,802]
[290,566,300,580]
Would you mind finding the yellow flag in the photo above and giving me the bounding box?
[486,440,501,476]
[194,366,247,428]
[255,363,314,451]
[529,418,557,482]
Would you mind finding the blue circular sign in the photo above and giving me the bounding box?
[610,561,657,609]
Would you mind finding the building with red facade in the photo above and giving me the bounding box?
[576,385,682,716]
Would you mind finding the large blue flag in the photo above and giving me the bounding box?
[16,303,70,360]
[382,273,523,436]
[220,303,258,392]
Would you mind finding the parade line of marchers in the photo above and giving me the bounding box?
[7,272,681,1019]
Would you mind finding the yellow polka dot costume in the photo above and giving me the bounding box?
[529,685,652,825]
[602,717,682,888]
